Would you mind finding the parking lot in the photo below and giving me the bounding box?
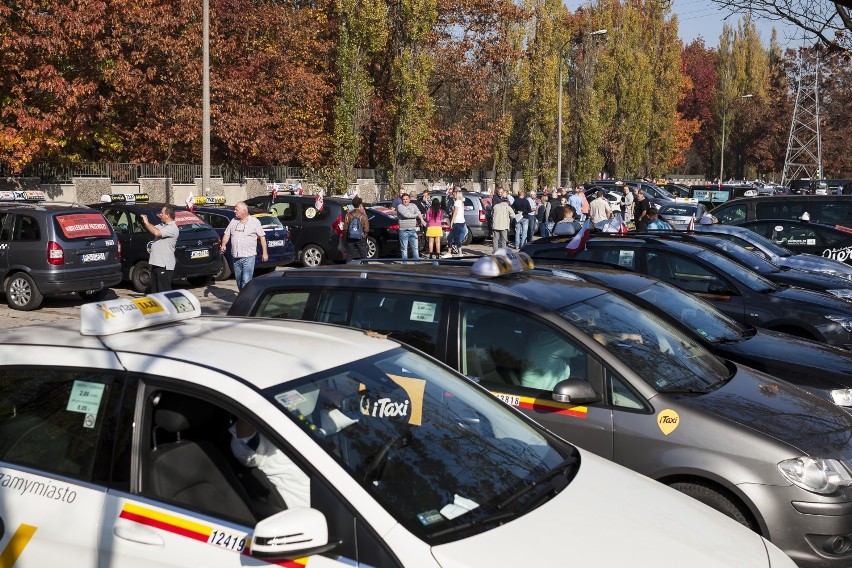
[0,242,496,329]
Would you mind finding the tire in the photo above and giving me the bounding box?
[670,482,757,532]
[214,257,232,281]
[77,288,110,302]
[366,236,379,259]
[300,244,324,267]
[5,273,43,311]
[130,261,151,293]
[462,228,473,246]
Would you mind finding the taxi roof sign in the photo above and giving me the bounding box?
[101,193,150,203]
[0,190,46,202]
[471,248,534,278]
[81,291,201,335]
[193,195,226,205]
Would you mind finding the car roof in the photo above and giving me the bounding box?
[533,234,710,255]
[741,219,849,231]
[0,202,98,214]
[192,205,271,216]
[251,262,607,310]
[0,316,398,391]
[537,264,656,294]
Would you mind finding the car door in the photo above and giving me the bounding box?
[100,370,398,568]
[0,349,127,567]
[270,198,301,247]
[456,301,614,459]
[639,251,747,323]
[0,212,11,282]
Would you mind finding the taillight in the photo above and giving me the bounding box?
[117,241,122,261]
[479,210,486,223]
[333,214,344,237]
[388,223,400,231]
[47,241,64,265]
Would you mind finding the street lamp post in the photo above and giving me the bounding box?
[719,93,752,182]
[557,29,606,188]
[202,0,211,195]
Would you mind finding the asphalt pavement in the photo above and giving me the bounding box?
[0,241,500,329]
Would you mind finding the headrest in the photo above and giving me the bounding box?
[699,214,715,225]
[153,394,211,432]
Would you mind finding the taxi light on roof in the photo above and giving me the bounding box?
[193,195,226,205]
[0,190,46,202]
[81,291,201,335]
[674,197,698,203]
[471,248,534,278]
[101,193,150,203]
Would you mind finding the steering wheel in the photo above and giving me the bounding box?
[363,432,411,482]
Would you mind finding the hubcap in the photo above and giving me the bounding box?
[367,240,377,258]
[304,248,321,267]
[10,278,31,306]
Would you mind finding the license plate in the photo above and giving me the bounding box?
[82,252,106,263]
[268,240,284,247]
[190,249,210,259]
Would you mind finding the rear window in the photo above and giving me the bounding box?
[659,205,696,216]
[174,211,209,231]
[54,213,113,240]
[254,214,283,229]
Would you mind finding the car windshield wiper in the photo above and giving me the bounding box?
[428,458,577,539]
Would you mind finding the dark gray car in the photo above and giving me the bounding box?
[523,235,852,348]
[230,262,852,566]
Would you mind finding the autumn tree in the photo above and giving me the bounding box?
[679,39,718,176]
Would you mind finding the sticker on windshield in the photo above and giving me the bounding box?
[359,374,426,426]
[618,250,634,267]
[67,381,106,415]
[410,301,436,322]
[657,409,680,435]
[440,494,480,520]
[304,207,317,219]
[417,510,444,526]
[275,390,307,409]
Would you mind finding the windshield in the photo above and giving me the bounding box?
[633,282,748,342]
[706,240,781,274]
[559,293,730,392]
[266,347,575,544]
[695,249,777,292]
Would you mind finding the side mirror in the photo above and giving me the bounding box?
[552,379,600,405]
[251,508,339,560]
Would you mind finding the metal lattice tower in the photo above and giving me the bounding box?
[782,51,823,186]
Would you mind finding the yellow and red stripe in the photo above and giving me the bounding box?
[119,503,308,567]
[517,395,587,418]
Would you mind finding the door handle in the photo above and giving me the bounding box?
[114,522,165,546]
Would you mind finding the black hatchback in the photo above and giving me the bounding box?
[738,219,852,270]
[523,234,852,348]
[91,195,221,292]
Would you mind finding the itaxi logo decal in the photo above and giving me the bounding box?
[657,409,680,435]
[359,375,426,426]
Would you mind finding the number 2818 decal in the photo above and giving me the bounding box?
[207,529,248,553]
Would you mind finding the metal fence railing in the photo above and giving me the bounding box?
[20,162,307,184]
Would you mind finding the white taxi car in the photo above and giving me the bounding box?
[0,292,794,567]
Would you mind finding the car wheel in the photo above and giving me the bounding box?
[214,257,232,281]
[130,261,151,293]
[5,273,43,311]
[77,288,110,301]
[670,482,757,532]
[366,236,379,259]
[301,244,324,267]
[462,228,473,246]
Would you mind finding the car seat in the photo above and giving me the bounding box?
[146,394,256,524]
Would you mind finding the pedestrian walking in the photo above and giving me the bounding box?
[633,189,652,231]
[622,186,634,223]
[589,191,613,225]
[568,187,585,222]
[446,189,467,257]
[512,190,531,248]
[343,197,370,260]
[220,201,269,291]
[140,205,179,293]
[396,192,426,259]
[491,194,513,252]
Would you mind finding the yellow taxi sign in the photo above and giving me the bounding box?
[81,291,201,335]
[471,249,534,278]
[0,190,46,202]
[193,195,226,205]
[101,193,150,203]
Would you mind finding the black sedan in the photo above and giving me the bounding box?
[738,218,852,270]
[522,234,852,348]
[541,263,852,409]
[642,231,852,300]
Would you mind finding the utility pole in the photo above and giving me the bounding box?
[782,50,823,187]
[202,0,211,195]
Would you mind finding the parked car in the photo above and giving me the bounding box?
[522,234,852,348]
[593,180,674,210]
[192,204,296,280]
[245,194,348,267]
[536,262,852,409]
[0,190,121,310]
[91,195,221,292]
[710,195,852,226]
[230,259,850,565]
[584,187,624,215]
[439,191,492,244]
[694,222,852,280]
[737,218,852,270]
[640,231,852,298]
[657,201,707,230]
